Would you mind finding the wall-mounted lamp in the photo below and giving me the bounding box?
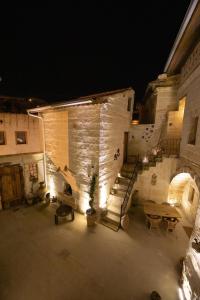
[142,156,149,164]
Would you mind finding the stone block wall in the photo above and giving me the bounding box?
[68,104,101,212]
[134,157,178,203]
[99,90,133,208]
[177,43,200,299]
[128,124,155,156]
[0,113,43,156]
[178,63,200,164]
[42,110,71,198]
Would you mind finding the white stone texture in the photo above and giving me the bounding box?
[99,91,133,208]
[134,157,178,203]
[176,40,200,299]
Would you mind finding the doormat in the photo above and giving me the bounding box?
[183,226,193,238]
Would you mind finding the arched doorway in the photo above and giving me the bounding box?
[168,171,200,226]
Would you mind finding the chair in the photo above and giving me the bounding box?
[146,214,162,230]
[163,217,179,232]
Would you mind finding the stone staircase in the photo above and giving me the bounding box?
[100,152,164,231]
[100,161,139,231]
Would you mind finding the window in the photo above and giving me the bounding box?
[127,97,132,111]
[0,131,6,145]
[16,131,27,144]
[188,116,199,145]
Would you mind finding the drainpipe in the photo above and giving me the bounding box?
[27,111,47,186]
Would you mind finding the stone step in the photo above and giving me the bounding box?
[107,205,121,216]
[120,171,133,179]
[110,188,126,198]
[127,155,138,163]
[121,163,135,172]
[106,211,121,223]
[108,194,124,206]
[100,217,120,231]
[113,183,128,191]
[115,176,130,185]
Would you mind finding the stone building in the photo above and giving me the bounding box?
[27,88,134,219]
[1,1,200,298]
[128,1,200,298]
[0,96,45,209]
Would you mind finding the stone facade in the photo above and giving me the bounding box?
[175,45,200,299]
[40,89,134,213]
[134,157,178,203]
[0,113,44,204]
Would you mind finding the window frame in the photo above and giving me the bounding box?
[0,131,6,145]
[127,97,132,112]
[15,131,27,145]
[188,116,199,145]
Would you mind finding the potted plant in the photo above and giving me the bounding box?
[86,173,97,226]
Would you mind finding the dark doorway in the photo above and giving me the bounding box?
[123,132,129,163]
[0,165,24,209]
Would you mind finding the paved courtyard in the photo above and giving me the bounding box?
[0,203,189,300]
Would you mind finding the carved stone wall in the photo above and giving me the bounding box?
[181,40,200,84]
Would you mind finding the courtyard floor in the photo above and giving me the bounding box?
[0,203,189,300]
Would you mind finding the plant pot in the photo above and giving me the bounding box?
[86,213,97,226]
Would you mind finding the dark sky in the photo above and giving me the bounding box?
[0,2,190,102]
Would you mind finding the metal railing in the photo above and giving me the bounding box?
[120,160,141,226]
[159,138,181,156]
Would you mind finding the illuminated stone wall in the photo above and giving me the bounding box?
[134,157,178,203]
[42,110,72,197]
[0,113,43,156]
[128,79,179,157]
[41,89,134,213]
[177,40,200,299]
[128,124,155,156]
[68,104,101,212]
[178,64,200,164]
[99,90,134,208]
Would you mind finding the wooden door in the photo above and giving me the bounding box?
[0,165,24,208]
[123,132,129,163]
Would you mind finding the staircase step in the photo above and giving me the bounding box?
[155,157,162,162]
[115,176,130,185]
[100,218,120,231]
[106,211,121,223]
[113,183,128,191]
[121,163,135,172]
[127,155,138,163]
[111,189,126,198]
[121,171,132,179]
[149,161,156,167]
[108,194,124,206]
[107,204,121,216]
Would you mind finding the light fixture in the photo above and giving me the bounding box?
[142,156,149,164]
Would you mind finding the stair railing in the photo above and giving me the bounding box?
[120,159,141,225]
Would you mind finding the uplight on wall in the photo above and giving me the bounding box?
[99,185,107,209]
[49,176,57,197]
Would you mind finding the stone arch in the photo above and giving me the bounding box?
[168,165,200,225]
[170,166,200,192]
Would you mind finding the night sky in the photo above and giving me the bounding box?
[0,2,190,103]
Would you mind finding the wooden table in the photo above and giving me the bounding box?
[143,203,181,219]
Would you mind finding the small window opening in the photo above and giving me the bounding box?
[0,131,6,145]
[188,116,199,145]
